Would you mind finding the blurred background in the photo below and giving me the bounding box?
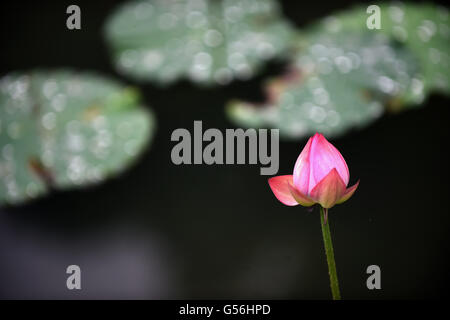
[0,0,449,299]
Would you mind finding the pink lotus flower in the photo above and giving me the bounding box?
[268,133,359,209]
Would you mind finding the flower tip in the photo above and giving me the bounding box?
[312,133,329,145]
[316,132,328,141]
[313,132,322,138]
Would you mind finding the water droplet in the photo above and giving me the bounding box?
[334,56,352,74]
[189,68,209,82]
[66,133,85,152]
[326,110,340,127]
[368,101,383,118]
[307,77,324,90]
[158,13,177,30]
[411,78,424,96]
[185,39,203,54]
[66,79,82,96]
[119,50,138,69]
[234,63,252,80]
[194,52,212,70]
[313,88,330,106]
[190,52,212,81]
[92,115,107,130]
[225,6,242,22]
[204,29,223,47]
[186,11,206,29]
[388,6,404,23]
[43,80,58,99]
[228,52,246,70]
[317,57,333,74]
[8,77,29,100]
[392,26,408,41]
[429,48,441,64]
[187,0,207,11]
[287,122,308,137]
[329,47,344,58]
[256,42,275,59]
[67,156,86,183]
[26,182,39,198]
[134,2,153,19]
[310,44,327,57]
[91,146,109,160]
[96,130,113,149]
[41,149,53,167]
[88,166,104,182]
[347,52,361,69]
[6,179,19,199]
[42,112,56,130]
[214,68,232,85]
[323,16,342,33]
[229,40,245,53]
[124,139,139,156]
[309,105,327,123]
[160,65,179,83]
[377,76,396,94]
[51,93,67,112]
[422,20,437,35]
[417,21,436,42]
[143,50,164,71]
[2,144,14,160]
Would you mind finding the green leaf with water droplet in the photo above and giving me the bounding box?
[227,31,420,139]
[313,2,450,103]
[0,70,155,206]
[104,0,294,86]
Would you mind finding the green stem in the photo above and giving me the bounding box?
[320,206,341,300]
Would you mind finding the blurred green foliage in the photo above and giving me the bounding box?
[0,70,154,205]
[104,0,294,86]
[228,2,449,139]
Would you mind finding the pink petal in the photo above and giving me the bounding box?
[337,180,360,204]
[293,137,313,195]
[309,168,346,209]
[268,175,299,206]
[287,183,315,207]
[309,133,349,191]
